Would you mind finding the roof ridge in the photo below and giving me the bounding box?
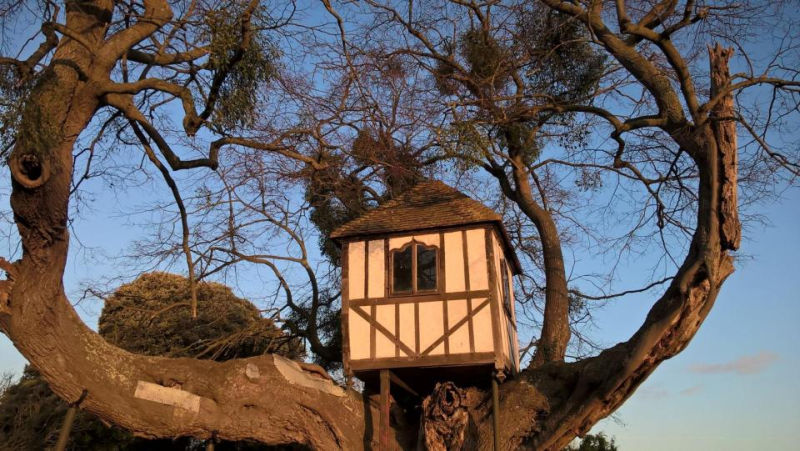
[330,180,500,239]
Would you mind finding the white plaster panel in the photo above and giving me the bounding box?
[447,299,470,354]
[389,236,413,250]
[419,301,444,355]
[388,234,440,250]
[399,303,415,356]
[498,304,510,362]
[367,239,385,298]
[348,307,370,360]
[375,305,395,358]
[491,232,504,322]
[466,228,488,290]
[348,241,365,300]
[429,342,445,355]
[443,232,465,292]
[413,233,440,248]
[472,298,494,353]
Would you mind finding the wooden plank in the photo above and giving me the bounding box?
[395,302,400,358]
[439,231,446,295]
[340,244,351,382]
[414,301,420,355]
[350,352,496,371]
[411,238,417,293]
[442,294,449,355]
[387,239,398,358]
[485,227,504,371]
[351,306,416,357]
[462,229,475,353]
[389,370,419,397]
[367,241,376,360]
[334,222,497,243]
[371,303,377,360]
[440,231,448,355]
[420,299,490,356]
[492,374,500,451]
[380,369,390,451]
[349,290,490,306]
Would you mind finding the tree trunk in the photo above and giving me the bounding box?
[418,382,476,450]
[509,159,571,365]
[0,3,741,444]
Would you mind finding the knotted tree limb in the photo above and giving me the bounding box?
[419,382,476,451]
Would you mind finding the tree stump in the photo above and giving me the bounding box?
[418,382,475,450]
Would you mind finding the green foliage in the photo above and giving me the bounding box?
[0,67,61,160]
[460,28,508,86]
[305,127,423,264]
[499,121,541,165]
[516,8,606,103]
[0,273,300,450]
[565,433,619,451]
[351,128,423,196]
[305,159,370,264]
[204,1,279,131]
[433,6,605,167]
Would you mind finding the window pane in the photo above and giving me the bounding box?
[393,246,412,293]
[417,244,437,291]
[501,259,511,312]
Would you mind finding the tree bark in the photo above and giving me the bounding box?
[418,382,475,451]
[510,163,571,365]
[0,0,742,445]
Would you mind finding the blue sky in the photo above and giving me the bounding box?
[1,176,797,450]
[1,2,799,449]
[587,188,800,450]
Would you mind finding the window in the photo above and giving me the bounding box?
[391,242,439,294]
[500,258,512,315]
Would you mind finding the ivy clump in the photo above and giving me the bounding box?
[100,272,302,360]
[204,1,280,132]
[0,68,61,161]
[0,272,298,450]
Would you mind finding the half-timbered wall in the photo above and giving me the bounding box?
[491,230,519,373]
[343,226,514,372]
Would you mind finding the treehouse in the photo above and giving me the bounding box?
[331,180,521,394]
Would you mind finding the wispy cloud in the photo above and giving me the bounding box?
[637,385,669,400]
[679,384,703,396]
[689,351,779,375]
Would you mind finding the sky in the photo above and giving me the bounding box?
[1,2,799,450]
[586,188,800,450]
[1,174,797,451]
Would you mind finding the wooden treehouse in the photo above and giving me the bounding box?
[331,180,521,397]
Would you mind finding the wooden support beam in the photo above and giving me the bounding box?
[54,405,78,451]
[492,373,501,451]
[388,370,419,398]
[54,389,87,451]
[380,369,391,450]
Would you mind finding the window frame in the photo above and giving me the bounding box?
[389,240,441,296]
[500,258,513,317]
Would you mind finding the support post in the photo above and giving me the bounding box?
[380,369,391,450]
[54,405,78,451]
[54,390,87,451]
[492,373,501,451]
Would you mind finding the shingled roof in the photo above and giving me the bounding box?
[331,180,521,273]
